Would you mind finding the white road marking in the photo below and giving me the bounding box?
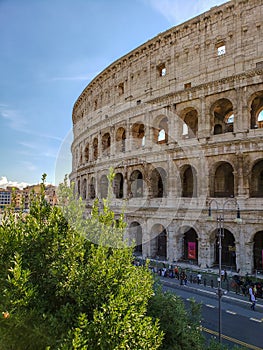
[226,310,236,315]
[205,304,216,308]
[249,318,262,323]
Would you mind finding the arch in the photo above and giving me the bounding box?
[77,178,80,197]
[212,229,236,269]
[114,172,124,199]
[150,167,167,198]
[116,127,126,152]
[89,177,96,199]
[182,227,198,264]
[250,91,263,129]
[82,178,87,199]
[102,132,111,155]
[100,175,108,199]
[250,159,263,197]
[181,165,197,197]
[84,143,89,162]
[131,122,145,148]
[253,231,263,272]
[213,162,234,197]
[150,224,167,260]
[182,108,198,138]
[93,137,98,160]
[129,222,142,254]
[211,98,234,135]
[153,116,168,144]
[129,170,143,197]
[79,146,83,165]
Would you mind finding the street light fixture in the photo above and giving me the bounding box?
[208,198,241,343]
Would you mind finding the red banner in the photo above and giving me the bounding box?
[188,242,196,260]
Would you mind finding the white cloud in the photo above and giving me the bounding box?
[0,107,27,131]
[0,176,31,190]
[144,0,226,25]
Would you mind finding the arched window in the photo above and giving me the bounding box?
[213,163,234,197]
[116,127,126,153]
[211,98,234,134]
[84,143,89,162]
[129,222,142,254]
[250,92,263,129]
[150,167,167,198]
[114,173,124,199]
[250,160,263,197]
[130,170,143,197]
[132,123,145,148]
[93,138,98,160]
[90,177,96,199]
[150,224,167,260]
[182,166,197,197]
[102,133,111,155]
[182,109,198,138]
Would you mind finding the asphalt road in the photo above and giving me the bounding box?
[160,277,263,349]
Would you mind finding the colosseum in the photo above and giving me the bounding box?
[70,0,263,275]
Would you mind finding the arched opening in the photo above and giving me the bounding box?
[150,167,167,198]
[250,91,263,129]
[213,163,234,197]
[129,170,143,198]
[93,138,98,160]
[150,224,167,260]
[250,160,263,197]
[100,175,108,199]
[131,123,145,148]
[214,229,236,270]
[253,231,263,273]
[153,117,168,144]
[114,173,124,199]
[102,132,111,156]
[182,228,198,264]
[211,98,234,135]
[182,109,198,138]
[116,127,126,152]
[182,165,197,197]
[89,177,96,199]
[77,179,80,197]
[82,178,87,199]
[84,143,89,162]
[129,222,143,255]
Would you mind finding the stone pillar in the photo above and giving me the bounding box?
[245,242,254,275]
[142,219,151,259]
[167,226,176,263]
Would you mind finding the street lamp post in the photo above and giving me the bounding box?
[208,198,241,343]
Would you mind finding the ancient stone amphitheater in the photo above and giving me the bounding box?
[70,0,263,275]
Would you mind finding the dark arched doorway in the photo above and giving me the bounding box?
[150,224,167,260]
[129,222,143,255]
[214,229,236,269]
[182,228,198,264]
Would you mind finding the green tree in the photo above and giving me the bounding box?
[147,286,204,350]
[0,174,162,349]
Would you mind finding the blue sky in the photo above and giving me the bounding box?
[0,0,226,188]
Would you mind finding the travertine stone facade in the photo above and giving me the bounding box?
[70,0,263,275]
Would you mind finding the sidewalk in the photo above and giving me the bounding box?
[158,273,263,310]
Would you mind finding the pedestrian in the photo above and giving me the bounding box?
[197,273,202,285]
[224,269,228,281]
[250,292,256,311]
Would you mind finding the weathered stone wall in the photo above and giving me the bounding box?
[71,0,263,275]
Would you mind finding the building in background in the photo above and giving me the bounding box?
[70,0,263,275]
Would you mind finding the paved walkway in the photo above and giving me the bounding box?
[157,271,263,312]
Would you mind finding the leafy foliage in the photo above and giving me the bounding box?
[0,173,162,349]
[147,286,204,350]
